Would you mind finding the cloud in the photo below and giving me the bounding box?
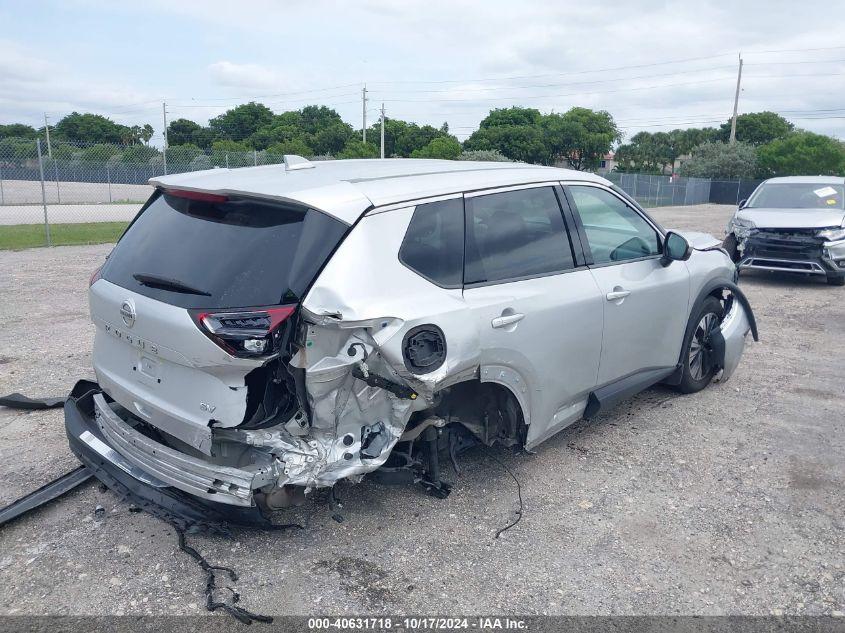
[207,61,284,90]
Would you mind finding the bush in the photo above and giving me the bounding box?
[457,149,512,162]
[410,137,462,159]
[679,141,757,179]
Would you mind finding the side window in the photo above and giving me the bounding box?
[464,187,575,285]
[568,186,660,264]
[398,198,464,288]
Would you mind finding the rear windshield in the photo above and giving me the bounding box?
[748,183,844,210]
[101,190,348,309]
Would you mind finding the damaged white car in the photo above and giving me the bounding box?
[724,176,845,286]
[65,157,757,526]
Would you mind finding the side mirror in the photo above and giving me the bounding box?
[738,198,747,209]
[661,231,691,267]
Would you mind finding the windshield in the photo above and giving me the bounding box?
[101,190,348,309]
[748,183,844,210]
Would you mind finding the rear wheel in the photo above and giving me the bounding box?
[677,296,725,394]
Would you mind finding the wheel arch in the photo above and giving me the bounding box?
[664,278,758,386]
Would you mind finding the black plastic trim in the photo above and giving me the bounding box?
[584,366,676,419]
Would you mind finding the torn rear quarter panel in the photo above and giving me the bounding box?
[253,207,480,486]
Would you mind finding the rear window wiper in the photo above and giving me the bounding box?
[132,273,212,296]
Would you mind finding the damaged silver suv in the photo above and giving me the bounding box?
[724,176,845,286]
[66,157,757,527]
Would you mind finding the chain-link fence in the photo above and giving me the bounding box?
[604,172,764,208]
[0,137,322,248]
[0,136,757,249]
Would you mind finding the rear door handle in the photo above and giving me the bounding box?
[491,313,525,328]
[606,289,631,301]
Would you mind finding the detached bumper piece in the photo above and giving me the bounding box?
[65,381,274,529]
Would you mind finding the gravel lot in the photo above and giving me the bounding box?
[0,203,843,617]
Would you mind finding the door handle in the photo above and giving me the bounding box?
[491,313,525,328]
[606,288,631,301]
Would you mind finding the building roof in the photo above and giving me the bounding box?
[150,158,607,224]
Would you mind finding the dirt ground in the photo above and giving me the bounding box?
[0,203,843,616]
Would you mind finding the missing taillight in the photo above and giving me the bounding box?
[190,306,295,358]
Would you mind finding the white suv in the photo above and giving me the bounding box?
[66,157,757,527]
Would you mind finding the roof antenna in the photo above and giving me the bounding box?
[284,155,315,171]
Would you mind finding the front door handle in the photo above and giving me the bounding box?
[491,313,525,328]
[606,288,631,301]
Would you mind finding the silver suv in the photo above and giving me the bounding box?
[724,176,845,286]
[65,157,757,526]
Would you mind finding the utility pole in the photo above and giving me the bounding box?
[43,113,52,158]
[729,55,743,144]
[362,85,368,143]
[162,101,169,175]
[380,103,385,159]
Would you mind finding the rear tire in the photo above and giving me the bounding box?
[677,296,725,394]
[826,275,845,286]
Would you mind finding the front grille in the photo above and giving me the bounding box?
[745,231,823,260]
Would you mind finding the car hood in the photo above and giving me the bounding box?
[737,208,845,230]
[673,230,722,250]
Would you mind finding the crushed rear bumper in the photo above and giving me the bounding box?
[64,381,273,528]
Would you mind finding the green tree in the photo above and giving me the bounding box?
[480,107,542,129]
[119,144,161,164]
[0,123,37,139]
[167,118,202,145]
[463,124,547,164]
[266,138,313,157]
[543,107,620,171]
[679,141,758,179]
[717,112,794,146]
[209,102,274,142]
[309,120,354,155]
[756,132,845,177]
[337,139,379,159]
[79,143,120,162]
[165,143,203,166]
[53,112,131,144]
[411,136,462,159]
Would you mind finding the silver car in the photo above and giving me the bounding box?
[65,157,757,526]
[724,176,845,286]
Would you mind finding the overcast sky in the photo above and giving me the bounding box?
[2,0,844,145]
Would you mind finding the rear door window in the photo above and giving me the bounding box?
[464,186,575,285]
[398,197,464,288]
[101,190,348,309]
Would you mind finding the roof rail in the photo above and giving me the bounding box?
[284,155,315,171]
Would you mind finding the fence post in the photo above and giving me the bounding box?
[36,139,52,247]
[0,163,4,206]
[656,178,662,207]
[253,149,258,166]
[163,147,168,176]
[226,153,230,169]
[107,164,112,203]
[736,179,742,205]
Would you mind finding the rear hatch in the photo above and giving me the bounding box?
[90,189,348,454]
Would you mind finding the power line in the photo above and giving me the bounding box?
[379,76,736,104]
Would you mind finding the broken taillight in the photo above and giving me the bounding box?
[89,265,103,287]
[190,306,296,358]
